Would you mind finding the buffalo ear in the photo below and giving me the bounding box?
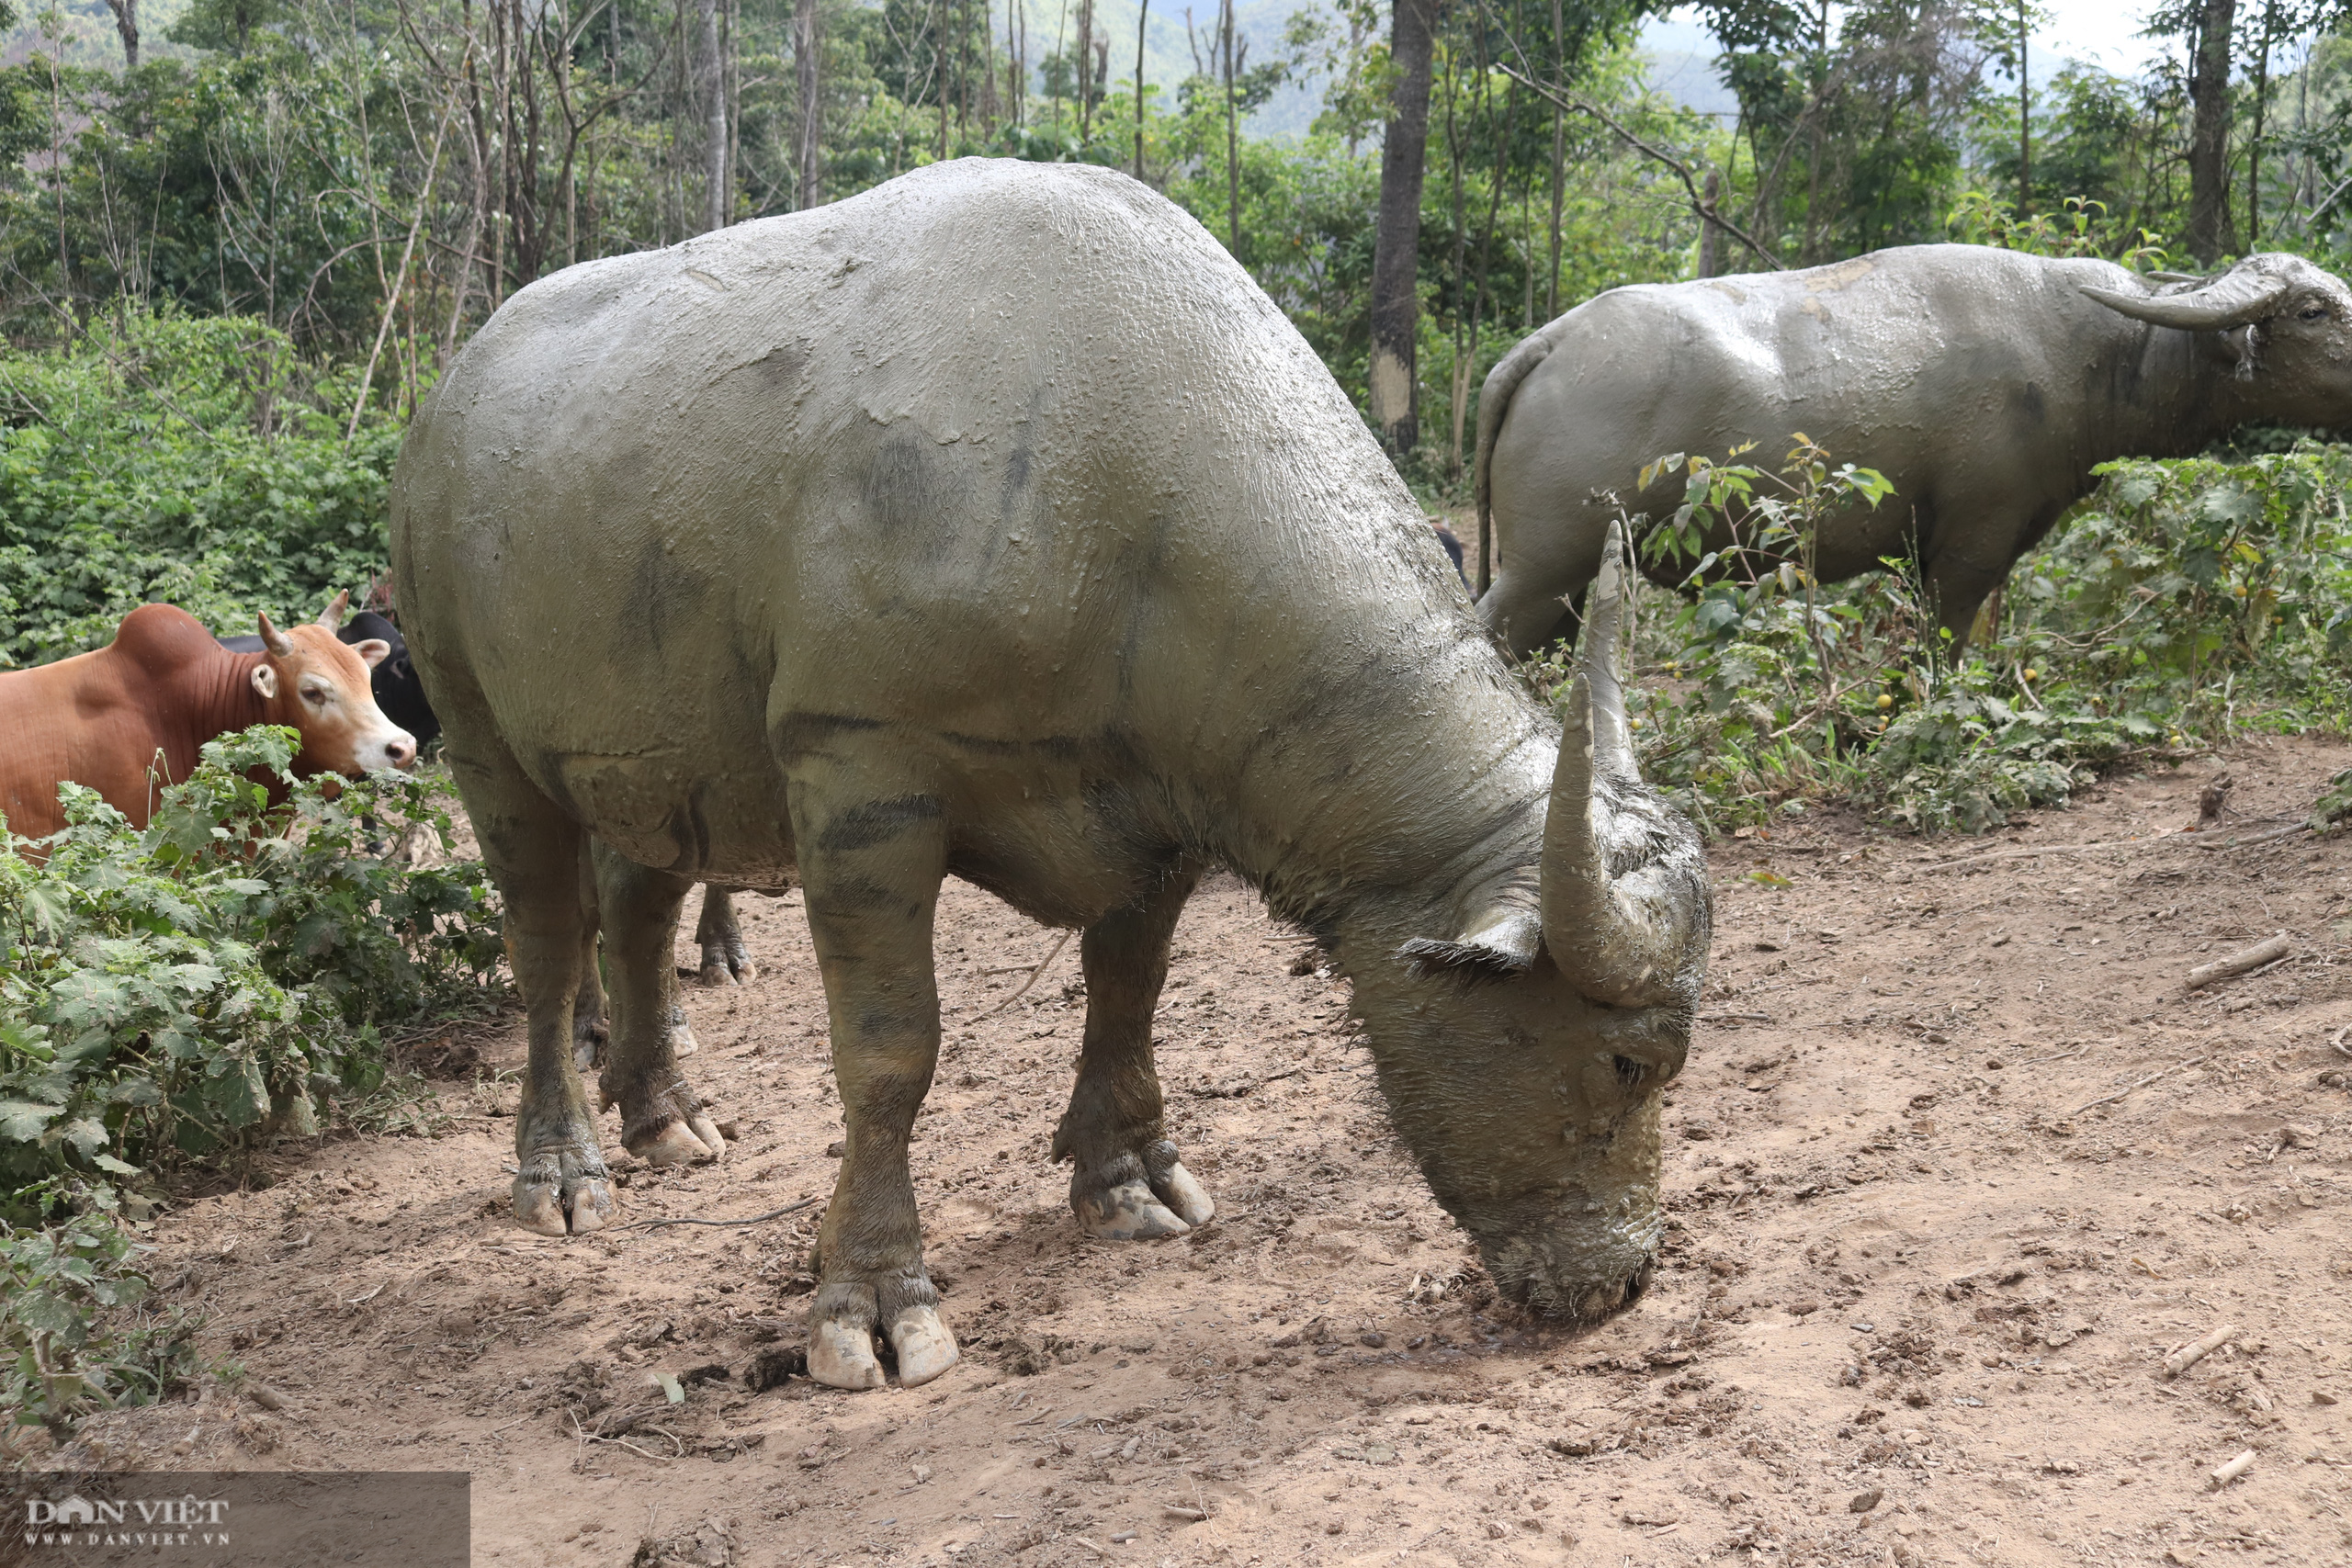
[250,663,279,700]
[1396,909,1541,982]
[350,637,392,670]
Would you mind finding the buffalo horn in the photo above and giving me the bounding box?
[2080,265,2293,332]
[317,589,350,631]
[1538,521,1699,1007]
[256,611,296,658]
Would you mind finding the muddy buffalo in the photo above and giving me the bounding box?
[1473,248,2352,655]
[390,159,1710,1392]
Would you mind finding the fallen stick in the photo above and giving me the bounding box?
[2185,932,2291,991]
[2209,1450,2256,1489]
[614,1197,817,1233]
[1161,1503,1208,1521]
[2071,1057,2206,1118]
[975,931,1074,1019]
[1698,1011,1774,1023]
[2165,1322,2238,1379]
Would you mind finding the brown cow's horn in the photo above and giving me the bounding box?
[1538,521,1705,1008]
[2080,261,2293,332]
[317,589,350,631]
[256,610,295,658]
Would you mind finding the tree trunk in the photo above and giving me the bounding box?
[1135,0,1148,178]
[1697,167,1721,277]
[1368,0,1435,457]
[2015,0,2030,217]
[101,0,137,68]
[1221,0,1238,251]
[1077,0,1094,142]
[2187,0,2236,264]
[698,0,727,230]
[2247,0,2273,245]
[796,0,821,207]
[1544,0,1562,319]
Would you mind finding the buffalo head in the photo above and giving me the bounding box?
[1369,523,1711,1321]
[2082,254,2352,419]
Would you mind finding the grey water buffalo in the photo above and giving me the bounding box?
[1473,247,2352,655]
[390,158,1710,1393]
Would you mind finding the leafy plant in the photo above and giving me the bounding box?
[1,1198,193,1436]
[1530,434,2352,836]
[0,310,401,670]
[0,726,503,1201]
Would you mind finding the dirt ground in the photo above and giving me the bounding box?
[34,736,2352,1567]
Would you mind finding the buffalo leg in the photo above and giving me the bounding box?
[1921,540,2010,655]
[1476,568,1573,660]
[1052,863,1216,1239]
[791,780,957,1392]
[444,740,615,1237]
[695,886,758,986]
[571,844,702,1070]
[570,842,608,1072]
[589,842,726,1168]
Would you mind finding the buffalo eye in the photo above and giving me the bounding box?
[2301,305,2330,321]
[300,682,331,706]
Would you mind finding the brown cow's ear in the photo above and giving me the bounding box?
[256,611,295,657]
[350,637,392,670]
[250,663,279,700]
[317,590,350,631]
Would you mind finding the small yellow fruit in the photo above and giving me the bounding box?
[1629,716,1644,730]
[1875,693,1893,709]
[2022,668,2040,682]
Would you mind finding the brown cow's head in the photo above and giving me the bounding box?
[251,592,418,777]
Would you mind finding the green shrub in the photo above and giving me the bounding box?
[1,726,502,1200]
[0,309,401,669]
[2,1201,193,1436]
[1538,436,2352,835]
[1,726,502,1436]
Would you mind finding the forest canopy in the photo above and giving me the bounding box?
[0,0,2345,489]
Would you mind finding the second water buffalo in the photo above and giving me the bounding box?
[1473,246,2352,655]
[390,158,1710,1393]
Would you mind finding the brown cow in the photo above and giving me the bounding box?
[0,594,418,840]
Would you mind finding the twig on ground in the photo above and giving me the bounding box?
[2210,1450,2256,1489]
[975,931,1074,1019]
[1698,1011,1774,1024]
[2329,1026,2352,1061]
[613,1197,817,1234]
[2165,1322,2238,1379]
[2071,1057,2206,1117]
[2185,932,2291,991]
[2017,1043,2090,1067]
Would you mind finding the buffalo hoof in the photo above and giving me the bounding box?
[1155,1160,1216,1227]
[633,1115,726,1168]
[1077,1181,1193,1240]
[698,944,757,987]
[1069,1142,1215,1240]
[512,1151,615,1236]
[808,1320,887,1391]
[888,1305,960,1387]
